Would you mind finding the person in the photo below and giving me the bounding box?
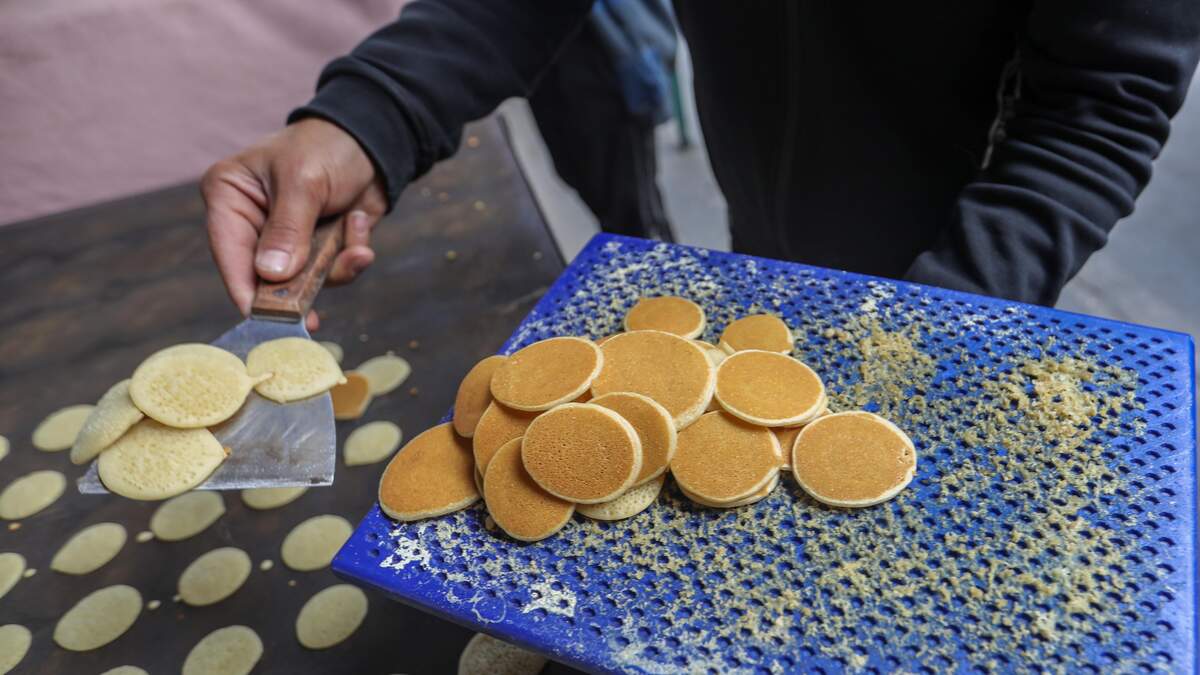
[201,2,1200,331]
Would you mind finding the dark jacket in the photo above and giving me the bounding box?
[292,0,1200,305]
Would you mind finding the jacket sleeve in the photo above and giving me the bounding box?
[289,0,594,208]
[905,0,1200,305]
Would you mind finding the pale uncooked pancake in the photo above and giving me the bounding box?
[591,392,676,485]
[590,330,716,430]
[472,402,538,473]
[0,624,31,675]
[32,404,95,452]
[490,337,602,411]
[246,336,345,403]
[295,584,368,649]
[693,340,727,368]
[240,486,306,511]
[344,421,403,466]
[577,474,664,521]
[0,553,24,601]
[483,439,574,542]
[100,667,148,675]
[97,421,227,500]
[623,296,706,338]
[182,625,263,675]
[178,547,251,606]
[718,314,793,354]
[150,491,225,540]
[0,470,66,520]
[129,343,262,428]
[50,522,127,575]
[71,380,145,465]
[330,372,372,420]
[53,584,142,651]
[356,352,412,396]
[280,515,353,571]
[378,423,479,521]
[452,355,508,437]
[458,632,547,675]
[715,350,826,426]
[521,403,642,503]
[319,340,344,364]
[681,472,779,508]
[791,411,916,507]
[671,411,780,503]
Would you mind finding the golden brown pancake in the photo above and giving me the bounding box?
[791,411,916,507]
[718,314,793,354]
[330,372,372,421]
[483,438,574,541]
[623,296,706,338]
[521,403,642,503]
[714,350,825,426]
[590,330,715,430]
[452,355,508,437]
[472,402,538,473]
[378,423,479,521]
[490,337,602,411]
[681,471,779,508]
[591,392,676,485]
[671,411,780,503]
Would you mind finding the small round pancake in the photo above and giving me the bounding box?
[671,412,780,503]
[591,330,715,430]
[319,341,344,364]
[247,336,346,403]
[483,438,574,542]
[182,625,262,675]
[772,406,830,471]
[356,352,412,396]
[344,421,403,466]
[378,423,479,521]
[715,350,825,427]
[453,355,508,437]
[280,515,353,571]
[490,337,602,411]
[50,522,127,575]
[591,392,676,485]
[577,474,665,521]
[0,624,31,675]
[102,667,148,675]
[681,472,779,508]
[0,470,66,520]
[296,584,368,649]
[0,553,25,601]
[459,632,548,675]
[53,584,142,651]
[0,435,8,462]
[521,403,642,503]
[472,402,538,473]
[71,381,144,464]
[240,486,306,511]
[33,404,95,452]
[719,314,793,354]
[179,547,251,606]
[330,372,372,420]
[693,340,727,368]
[130,343,262,428]
[792,411,917,507]
[623,296,706,338]
[97,421,227,500]
[151,491,225,540]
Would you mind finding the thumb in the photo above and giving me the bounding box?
[256,178,323,281]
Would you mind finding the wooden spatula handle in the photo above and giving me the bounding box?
[251,218,344,322]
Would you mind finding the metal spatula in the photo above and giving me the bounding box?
[80,220,344,493]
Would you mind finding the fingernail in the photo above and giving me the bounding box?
[257,249,290,274]
[349,210,370,234]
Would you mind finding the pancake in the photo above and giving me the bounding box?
[791,411,916,507]
[53,584,142,651]
[590,330,715,430]
[0,435,7,462]
[356,352,412,396]
[0,624,31,675]
[681,472,779,508]
[623,296,706,338]
[295,584,368,649]
[130,343,263,428]
[344,420,403,466]
[102,667,148,675]
[330,372,372,420]
[693,340,727,368]
[97,421,227,500]
[182,626,262,675]
[483,438,574,542]
[718,314,793,354]
[151,491,225,540]
[33,404,95,452]
[318,340,344,364]
[771,406,830,470]
[595,334,620,346]
[520,403,642,503]
[714,350,825,426]
[490,337,602,411]
[247,336,346,403]
[671,411,780,503]
[178,547,251,606]
[591,391,676,485]
[0,553,24,601]
[472,402,538,473]
[458,632,547,675]
[0,470,66,520]
[280,515,353,571]
[378,423,479,521]
[71,381,144,464]
[576,474,665,521]
[240,486,306,511]
[50,522,127,575]
[452,355,507,437]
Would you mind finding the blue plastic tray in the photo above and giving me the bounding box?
[334,234,1196,673]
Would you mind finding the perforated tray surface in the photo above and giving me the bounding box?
[334,234,1196,674]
